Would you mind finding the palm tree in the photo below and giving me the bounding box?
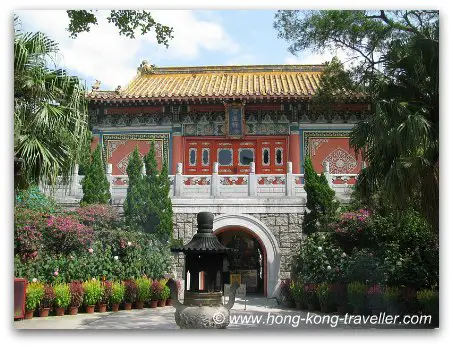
[14,17,90,190]
[350,23,439,232]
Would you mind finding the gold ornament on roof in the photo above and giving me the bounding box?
[138,60,156,74]
[91,79,101,91]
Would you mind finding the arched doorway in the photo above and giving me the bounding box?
[213,214,281,298]
[216,226,266,295]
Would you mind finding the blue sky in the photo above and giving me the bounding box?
[15,9,341,91]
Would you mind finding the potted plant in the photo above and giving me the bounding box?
[317,282,333,313]
[150,280,163,308]
[417,289,439,327]
[111,281,125,312]
[83,279,103,313]
[68,281,84,315]
[290,280,305,309]
[157,279,167,307]
[162,285,171,306]
[367,284,384,315]
[400,285,418,314]
[304,283,319,311]
[25,281,44,319]
[330,283,348,314]
[382,286,400,315]
[39,284,55,317]
[99,281,112,313]
[123,280,137,310]
[347,281,367,314]
[134,277,150,309]
[54,283,71,316]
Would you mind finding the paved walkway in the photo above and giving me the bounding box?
[13,296,433,330]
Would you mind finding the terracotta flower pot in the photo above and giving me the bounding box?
[166,299,172,306]
[24,310,34,319]
[150,300,158,308]
[124,302,132,310]
[111,303,120,312]
[157,299,166,307]
[39,308,50,317]
[86,305,95,314]
[98,303,107,313]
[69,307,79,315]
[135,301,144,309]
[55,307,65,316]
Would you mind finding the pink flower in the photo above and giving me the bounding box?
[54,271,59,276]
[88,248,93,253]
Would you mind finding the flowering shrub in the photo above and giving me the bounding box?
[14,208,46,261]
[69,281,84,307]
[290,280,305,304]
[44,215,94,254]
[75,204,120,229]
[330,209,371,253]
[317,282,333,307]
[291,232,348,284]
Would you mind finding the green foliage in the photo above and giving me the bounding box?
[312,57,362,106]
[54,283,71,308]
[416,289,438,317]
[135,277,151,302]
[317,282,333,306]
[66,10,174,46]
[83,279,103,306]
[344,249,386,284]
[289,280,305,304]
[291,232,347,284]
[14,17,89,190]
[25,282,45,311]
[161,286,170,301]
[302,156,338,235]
[347,281,367,312]
[111,281,125,305]
[15,185,58,213]
[124,144,173,241]
[81,145,111,205]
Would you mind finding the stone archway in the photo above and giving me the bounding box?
[213,214,281,298]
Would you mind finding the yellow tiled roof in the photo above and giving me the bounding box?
[87,64,328,101]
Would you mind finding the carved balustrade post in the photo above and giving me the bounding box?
[248,162,257,197]
[105,163,113,197]
[70,164,79,196]
[285,162,293,196]
[323,161,333,188]
[211,162,219,197]
[174,163,183,197]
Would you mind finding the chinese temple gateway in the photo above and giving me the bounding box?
[86,62,369,297]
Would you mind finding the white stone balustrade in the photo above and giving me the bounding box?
[39,162,358,203]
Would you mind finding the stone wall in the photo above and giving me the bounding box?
[171,212,304,283]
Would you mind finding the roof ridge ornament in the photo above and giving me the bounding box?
[91,79,101,91]
[138,60,156,75]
